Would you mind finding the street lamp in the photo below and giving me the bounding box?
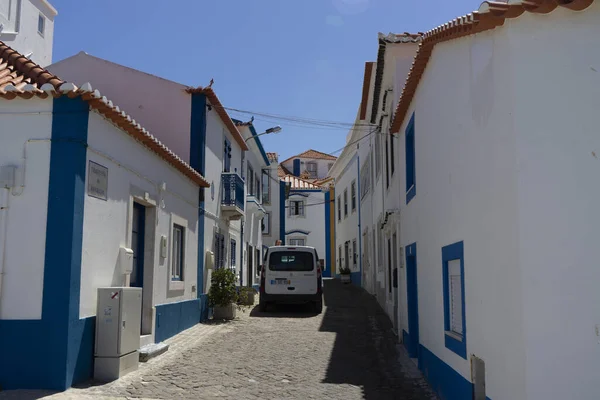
[245,126,282,142]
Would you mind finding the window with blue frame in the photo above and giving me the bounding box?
[171,224,185,280]
[442,241,466,359]
[405,113,416,203]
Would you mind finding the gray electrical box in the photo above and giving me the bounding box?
[94,287,142,382]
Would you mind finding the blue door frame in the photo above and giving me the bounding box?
[131,202,145,288]
[405,242,419,359]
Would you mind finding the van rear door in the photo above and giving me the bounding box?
[265,248,317,295]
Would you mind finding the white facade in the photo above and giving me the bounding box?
[280,151,336,180]
[0,0,56,66]
[261,154,281,248]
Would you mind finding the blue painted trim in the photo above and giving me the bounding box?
[279,181,286,241]
[405,242,419,359]
[350,271,361,286]
[442,240,467,359]
[248,124,270,166]
[0,97,92,390]
[356,155,362,288]
[324,191,331,275]
[293,158,300,176]
[191,93,207,296]
[155,298,207,342]
[405,112,416,204]
[419,345,492,400]
[285,229,310,236]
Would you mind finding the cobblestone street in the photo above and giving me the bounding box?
[1,280,437,400]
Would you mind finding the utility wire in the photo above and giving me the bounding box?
[224,106,374,128]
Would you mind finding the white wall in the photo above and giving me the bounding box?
[510,4,600,399]
[202,105,243,284]
[81,112,200,318]
[285,190,326,261]
[48,53,192,162]
[396,26,524,400]
[0,0,56,66]
[333,155,359,274]
[0,98,53,319]
[261,160,280,247]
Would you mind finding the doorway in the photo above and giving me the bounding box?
[405,242,419,360]
[247,244,253,287]
[392,233,399,335]
[131,202,145,288]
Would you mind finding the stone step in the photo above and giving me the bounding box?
[139,342,169,362]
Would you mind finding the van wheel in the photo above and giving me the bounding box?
[314,300,323,314]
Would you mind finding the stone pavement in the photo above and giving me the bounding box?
[1,279,438,400]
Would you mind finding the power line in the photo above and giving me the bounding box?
[327,126,380,155]
[224,106,374,128]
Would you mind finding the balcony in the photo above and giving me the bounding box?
[221,173,244,220]
[246,195,266,218]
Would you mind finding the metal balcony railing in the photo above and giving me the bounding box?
[221,173,245,211]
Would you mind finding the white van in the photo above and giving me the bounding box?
[259,246,323,313]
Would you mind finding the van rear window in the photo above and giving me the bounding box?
[268,252,314,271]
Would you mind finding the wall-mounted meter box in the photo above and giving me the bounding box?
[119,247,134,274]
[160,235,167,259]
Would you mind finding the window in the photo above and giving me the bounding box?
[247,165,254,196]
[306,162,317,179]
[405,113,416,203]
[337,196,341,221]
[38,14,45,36]
[385,134,390,189]
[387,237,392,293]
[288,238,305,246]
[343,189,348,217]
[360,152,371,199]
[171,224,185,280]
[262,212,271,236]
[442,241,466,359]
[268,251,313,271]
[390,133,395,176]
[338,245,342,270]
[351,181,356,212]
[344,241,350,270]
[375,131,381,178]
[262,169,271,204]
[230,238,237,267]
[255,176,261,202]
[289,200,304,217]
[223,139,231,172]
[352,239,357,267]
[214,233,226,269]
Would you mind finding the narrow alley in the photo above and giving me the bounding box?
[2,280,437,400]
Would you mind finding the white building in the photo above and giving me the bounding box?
[262,152,283,248]
[0,0,56,66]
[280,149,337,181]
[0,44,210,390]
[340,1,600,399]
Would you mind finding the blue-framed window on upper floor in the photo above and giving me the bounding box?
[223,138,231,172]
[171,224,185,281]
[405,113,416,204]
[442,240,467,359]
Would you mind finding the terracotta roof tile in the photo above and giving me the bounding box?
[278,163,292,178]
[186,87,249,151]
[0,41,210,188]
[390,0,595,134]
[359,62,375,121]
[281,149,338,164]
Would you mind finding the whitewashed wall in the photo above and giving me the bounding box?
[510,5,600,399]
[333,155,359,274]
[285,190,326,261]
[48,53,192,162]
[0,98,53,319]
[0,0,56,67]
[81,112,200,320]
[203,106,243,283]
[261,160,280,247]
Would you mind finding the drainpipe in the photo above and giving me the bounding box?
[0,187,9,308]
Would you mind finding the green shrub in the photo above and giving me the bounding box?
[208,268,238,307]
[339,266,351,275]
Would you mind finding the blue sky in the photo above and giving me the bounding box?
[51,0,475,161]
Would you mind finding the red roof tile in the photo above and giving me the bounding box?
[0,41,210,188]
[390,0,595,134]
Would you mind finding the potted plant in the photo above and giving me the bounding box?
[237,286,256,306]
[339,265,351,284]
[208,268,238,320]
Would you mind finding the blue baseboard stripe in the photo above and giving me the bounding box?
[155,296,209,343]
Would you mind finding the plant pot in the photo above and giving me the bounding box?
[341,274,351,284]
[213,303,237,320]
